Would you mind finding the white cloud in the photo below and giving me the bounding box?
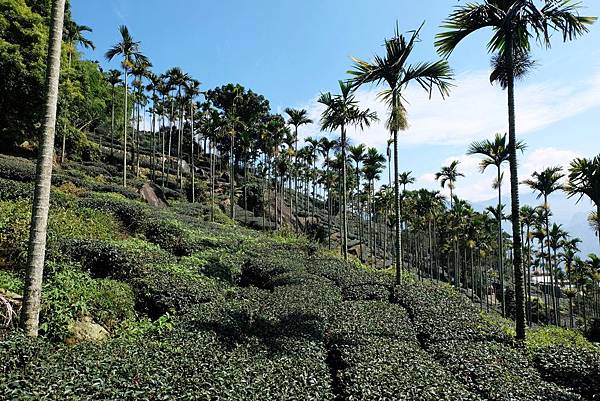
[294,68,600,150]
[420,147,582,204]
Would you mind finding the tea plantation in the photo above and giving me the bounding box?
[1,155,599,400]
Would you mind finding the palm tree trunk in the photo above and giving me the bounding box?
[210,142,215,222]
[230,134,235,220]
[544,195,558,325]
[135,95,141,176]
[20,0,66,337]
[122,68,129,187]
[111,85,116,158]
[190,101,195,202]
[178,105,184,190]
[393,128,402,284]
[497,166,506,317]
[526,226,533,326]
[506,32,526,341]
[341,127,348,260]
[151,106,156,181]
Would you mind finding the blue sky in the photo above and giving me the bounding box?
[72,0,600,253]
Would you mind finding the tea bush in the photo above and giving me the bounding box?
[431,340,584,401]
[40,264,136,340]
[532,346,600,400]
[131,264,225,318]
[0,156,36,182]
[0,177,33,201]
[395,280,510,346]
[335,338,484,401]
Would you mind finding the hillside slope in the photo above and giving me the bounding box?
[0,155,599,400]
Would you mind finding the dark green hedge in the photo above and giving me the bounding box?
[431,340,583,401]
[532,346,600,400]
[395,280,510,346]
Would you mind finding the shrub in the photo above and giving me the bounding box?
[330,301,416,343]
[0,178,33,201]
[334,338,484,401]
[239,250,307,289]
[0,156,36,182]
[431,340,583,401]
[40,264,136,340]
[78,195,148,232]
[131,264,224,319]
[189,250,244,284]
[0,200,122,269]
[0,270,23,293]
[304,255,392,301]
[60,239,173,280]
[0,201,30,268]
[532,346,600,400]
[142,217,193,256]
[395,280,510,346]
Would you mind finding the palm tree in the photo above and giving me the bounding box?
[61,22,95,164]
[363,147,386,266]
[468,133,525,317]
[520,204,537,324]
[285,108,313,227]
[165,67,190,189]
[319,81,377,261]
[319,137,338,248]
[436,0,596,341]
[185,79,201,202]
[105,25,148,187]
[131,58,152,175]
[524,166,565,324]
[435,160,463,209]
[349,24,452,284]
[106,69,122,158]
[349,144,367,259]
[145,72,162,180]
[398,171,415,229]
[566,155,600,247]
[20,0,67,337]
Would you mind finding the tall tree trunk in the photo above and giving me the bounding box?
[341,125,348,260]
[230,133,235,219]
[210,142,215,222]
[135,95,141,176]
[497,166,506,317]
[544,194,558,325]
[20,0,66,337]
[190,101,195,202]
[122,68,129,187]
[110,85,116,158]
[393,127,402,284]
[151,105,157,181]
[506,32,526,341]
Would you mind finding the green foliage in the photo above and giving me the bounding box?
[41,264,136,340]
[395,280,510,346]
[532,346,600,400]
[0,270,23,293]
[60,238,173,280]
[79,194,147,232]
[131,263,225,318]
[0,200,123,268]
[0,0,47,145]
[526,325,597,352]
[0,177,33,201]
[431,341,584,401]
[0,155,36,181]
